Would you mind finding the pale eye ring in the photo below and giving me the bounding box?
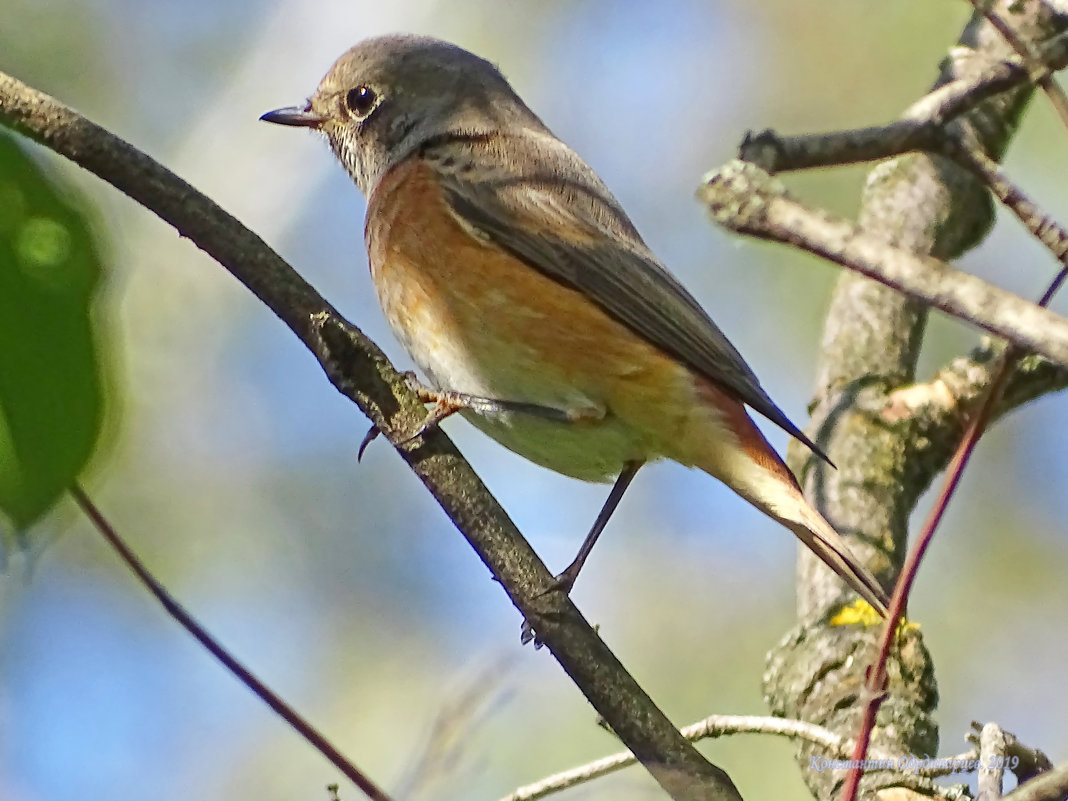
[345,85,377,117]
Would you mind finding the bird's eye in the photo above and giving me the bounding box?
[345,85,377,118]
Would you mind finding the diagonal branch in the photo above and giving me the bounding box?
[0,73,742,801]
[699,161,1068,368]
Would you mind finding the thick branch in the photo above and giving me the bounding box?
[0,73,741,801]
[699,161,1068,368]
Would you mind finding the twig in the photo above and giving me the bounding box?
[498,714,860,801]
[944,132,1068,265]
[394,654,516,800]
[68,484,396,801]
[736,28,1068,174]
[841,347,1016,801]
[698,162,1068,368]
[500,711,989,801]
[967,0,1068,131]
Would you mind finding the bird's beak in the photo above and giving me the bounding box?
[260,105,325,128]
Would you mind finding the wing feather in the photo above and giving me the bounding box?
[421,132,830,462]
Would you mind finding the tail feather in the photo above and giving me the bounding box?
[688,383,890,616]
[786,504,890,617]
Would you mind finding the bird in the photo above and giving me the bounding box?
[261,34,890,616]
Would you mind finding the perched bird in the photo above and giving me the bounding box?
[262,34,889,615]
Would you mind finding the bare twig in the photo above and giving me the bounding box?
[498,714,862,801]
[499,711,988,801]
[69,484,396,801]
[841,349,1014,800]
[0,72,741,801]
[395,655,516,801]
[967,0,1068,130]
[947,135,1068,264]
[699,162,1068,367]
[737,29,1068,175]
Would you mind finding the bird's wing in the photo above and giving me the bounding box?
[420,132,829,462]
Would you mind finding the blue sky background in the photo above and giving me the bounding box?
[2,2,1067,800]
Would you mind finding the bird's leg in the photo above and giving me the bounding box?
[554,460,643,592]
[521,460,643,646]
[357,372,603,459]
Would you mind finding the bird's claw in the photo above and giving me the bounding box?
[357,424,381,462]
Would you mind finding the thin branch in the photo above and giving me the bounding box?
[69,485,396,801]
[737,29,1068,174]
[394,654,516,800]
[738,128,1068,284]
[499,712,981,801]
[738,120,944,174]
[967,0,1068,131]
[944,133,1068,265]
[842,345,1018,801]
[698,161,1068,368]
[498,715,860,801]
[0,73,740,801]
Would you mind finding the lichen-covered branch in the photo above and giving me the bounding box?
[699,161,1068,367]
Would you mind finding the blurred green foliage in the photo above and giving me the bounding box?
[0,134,105,538]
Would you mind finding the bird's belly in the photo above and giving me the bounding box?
[461,409,644,483]
[379,273,650,481]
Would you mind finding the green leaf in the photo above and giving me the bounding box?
[0,132,105,536]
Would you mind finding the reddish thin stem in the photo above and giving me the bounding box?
[69,484,396,801]
[840,352,1014,801]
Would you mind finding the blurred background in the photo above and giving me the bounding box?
[1,1,1066,799]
